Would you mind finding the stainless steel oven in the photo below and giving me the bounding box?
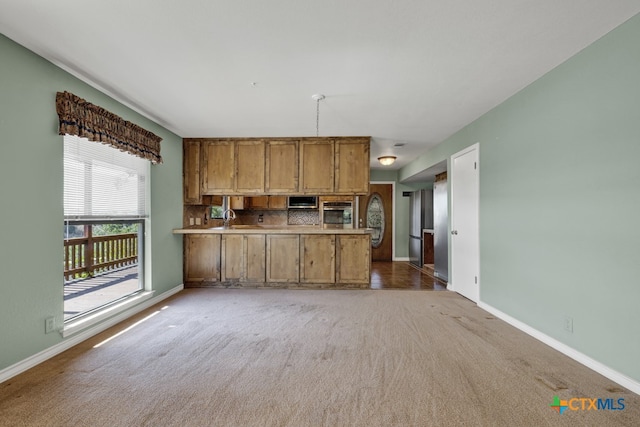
[321,201,353,229]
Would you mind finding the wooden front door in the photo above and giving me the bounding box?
[358,183,393,261]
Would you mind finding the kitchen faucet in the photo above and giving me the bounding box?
[222,208,236,227]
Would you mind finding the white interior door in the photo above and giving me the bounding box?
[450,143,479,302]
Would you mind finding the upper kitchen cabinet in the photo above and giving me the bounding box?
[201,139,264,194]
[202,140,235,194]
[335,138,370,194]
[235,140,265,193]
[299,139,335,194]
[183,139,202,204]
[266,140,298,193]
[190,136,370,196]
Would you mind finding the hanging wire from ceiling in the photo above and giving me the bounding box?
[312,94,325,137]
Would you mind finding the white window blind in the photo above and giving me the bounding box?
[64,134,149,220]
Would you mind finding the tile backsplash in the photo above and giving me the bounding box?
[287,209,320,225]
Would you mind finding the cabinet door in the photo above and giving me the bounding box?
[185,235,221,283]
[235,140,265,193]
[336,235,371,284]
[335,138,370,194]
[183,140,201,204]
[266,140,298,193]
[299,140,334,194]
[247,196,269,209]
[221,234,244,281]
[300,234,335,283]
[266,235,299,283]
[221,234,265,283]
[245,234,266,282]
[202,141,235,194]
[268,195,287,210]
[229,196,245,210]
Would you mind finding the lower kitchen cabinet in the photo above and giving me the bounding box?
[185,235,221,283]
[300,234,335,284]
[266,234,300,283]
[336,234,371,284]
[180,231,370,288]
[245,234,266,282]
[221,234,266,282]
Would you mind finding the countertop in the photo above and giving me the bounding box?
[173,225,374,235]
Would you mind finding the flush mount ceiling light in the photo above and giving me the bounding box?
[378,156,397,166]
[312,94,325,137]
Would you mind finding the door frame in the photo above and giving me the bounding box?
[449,143,480,302]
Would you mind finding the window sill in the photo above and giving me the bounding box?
[62,290,155,338]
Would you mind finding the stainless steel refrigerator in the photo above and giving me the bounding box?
[409,190,433,267]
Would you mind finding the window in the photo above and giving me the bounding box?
[63,135,149,321]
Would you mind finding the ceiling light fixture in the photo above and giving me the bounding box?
[378,156,397,166]
[312,94,325,137]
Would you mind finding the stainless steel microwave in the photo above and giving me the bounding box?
[287,196,318,209]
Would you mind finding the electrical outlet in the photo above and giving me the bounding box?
[563,315,573,333]
[45,317,55,334]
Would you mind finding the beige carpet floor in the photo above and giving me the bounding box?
[0,289,638,426]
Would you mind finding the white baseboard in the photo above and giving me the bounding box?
[0,284,183,385]
[393,257,410,261]
[478,301,640,396]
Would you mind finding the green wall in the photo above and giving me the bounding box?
[400,14,640,383]
[0,34,183,371]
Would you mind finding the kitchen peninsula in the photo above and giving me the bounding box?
[176,136,372,289]
[173,226,371,288]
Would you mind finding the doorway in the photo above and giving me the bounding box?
[358,183,393,261]
[450,143,480,302]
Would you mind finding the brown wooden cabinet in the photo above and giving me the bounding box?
[221,234,243,281]
[300,234,335,284]
[247,196,269,209]
[335,138,370,194]
[183,140,202,204]
[242,195,287,210]
[202,140,235,194]
[266,140,298,193]
[229,196,245,210]
[268,195,287,209]
[336,234,371,284]
[235,140,265,193]
[185,234,221,283]
[266,234,299,283]
[245,234,267,282]
[221,234,265,282]
[299,139,335,194]
[181,230,371,288]
[201,139,264,195]
[191,137,369,197]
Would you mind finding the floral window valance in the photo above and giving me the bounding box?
[56,91,163,164]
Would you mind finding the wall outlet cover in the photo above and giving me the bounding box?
[45,317,55,334]
[563,315,573,333]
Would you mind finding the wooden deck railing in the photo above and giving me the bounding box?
[64,232,138,282]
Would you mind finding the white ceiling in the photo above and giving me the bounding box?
[2,1,639,176]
